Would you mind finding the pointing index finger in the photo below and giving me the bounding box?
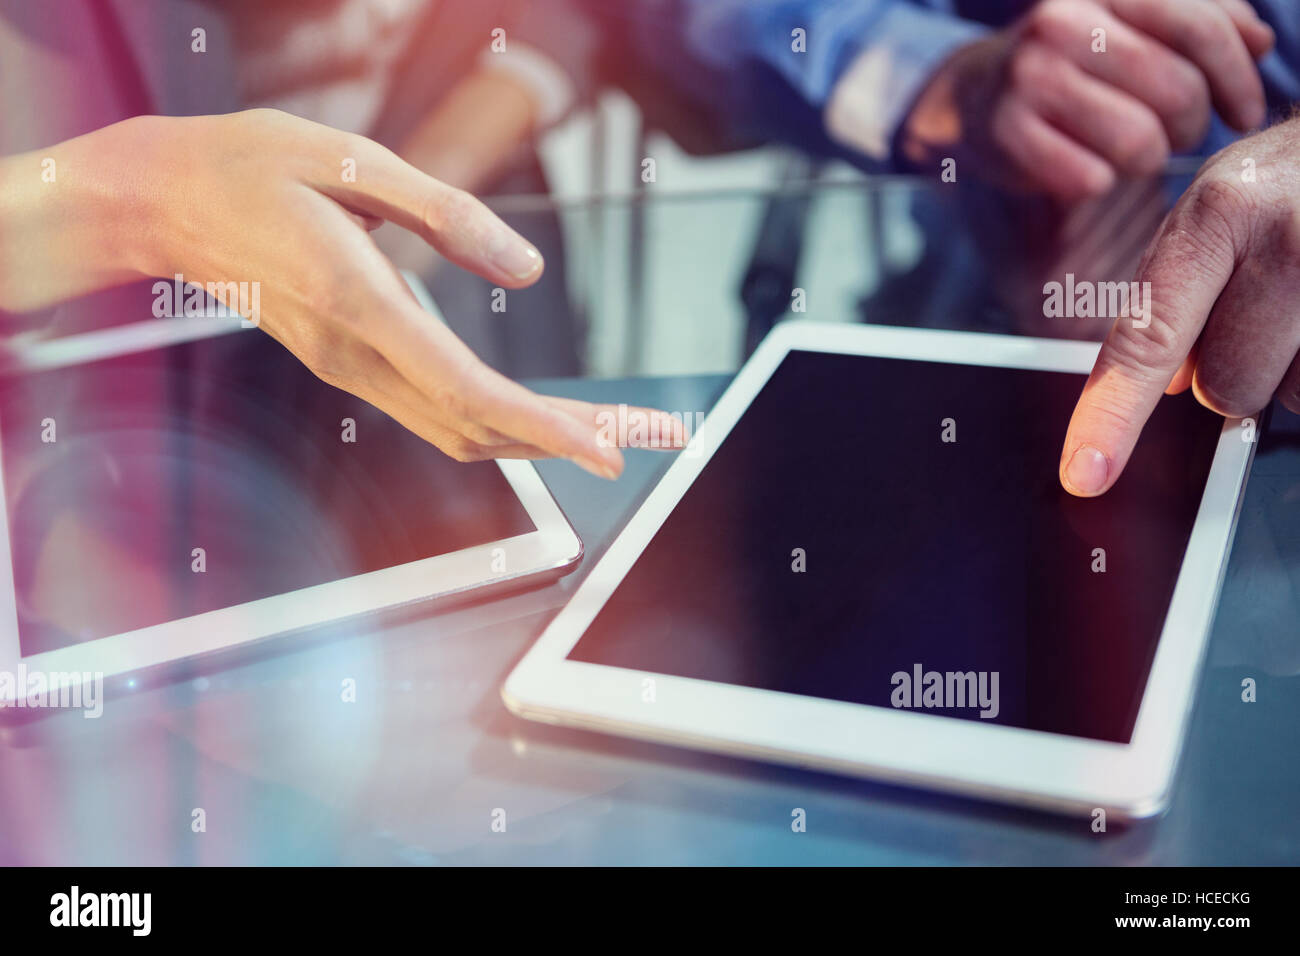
[1059,195,1238,496]
[316,137,544,288]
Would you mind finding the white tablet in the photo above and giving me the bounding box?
[0,316,580,711]
[504,321,1255,819]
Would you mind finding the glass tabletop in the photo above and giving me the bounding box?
[411,161,1211,382]
[3,165,1296,865]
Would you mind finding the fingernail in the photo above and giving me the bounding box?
[1064,445,1109,496]
[488,227,542,280]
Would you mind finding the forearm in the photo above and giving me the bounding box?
[0,119,154,314]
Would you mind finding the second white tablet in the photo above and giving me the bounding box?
[504,321,1254,819]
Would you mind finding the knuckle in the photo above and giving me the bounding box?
[1077,393,1145,436]
[1102,314,1183,381]
[428,377,474,424]
[1022,1,1069,42]
[1167,66,1211,125]
[240,106,287,124]
[442,442,473,463]
[340,131,377,169]
[295,332,374,393]
[309,276,354,323]
[349,134,408,185]
[303,350,349,389]
[423,186,480,238]
[237,107,305,139]
[458,421,502,446]
[1186,175,1254,248]
[344,128,377,154]
[310,276,377,338]
[1008,45,1052,91]
[1181,9,1228,52]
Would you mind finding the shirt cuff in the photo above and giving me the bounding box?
[478,41,577,130]
[825,7,990,164]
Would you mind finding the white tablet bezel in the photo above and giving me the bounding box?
[503,321,1255,819]
[0,317,581,699]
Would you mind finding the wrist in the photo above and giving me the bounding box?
[0,116,167,313]
[824,10,992,168]
[82,115,173,281]
[897,40,989,170]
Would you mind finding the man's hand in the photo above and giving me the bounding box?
[2,110,684,478]
[1060,116,1300,496]
[901,0,1274,203]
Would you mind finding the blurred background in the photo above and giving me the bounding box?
[1,0,1199,379]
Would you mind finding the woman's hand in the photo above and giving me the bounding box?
[2,109,683,477]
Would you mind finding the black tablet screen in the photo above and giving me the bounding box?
[567,349,1225,743]
[0,331,534,656]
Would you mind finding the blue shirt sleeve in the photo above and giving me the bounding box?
[612,0,1300,166]
[1252,0,1300,112]
[612,0,988,169]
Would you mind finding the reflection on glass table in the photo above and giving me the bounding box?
[402,163,1206,381]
